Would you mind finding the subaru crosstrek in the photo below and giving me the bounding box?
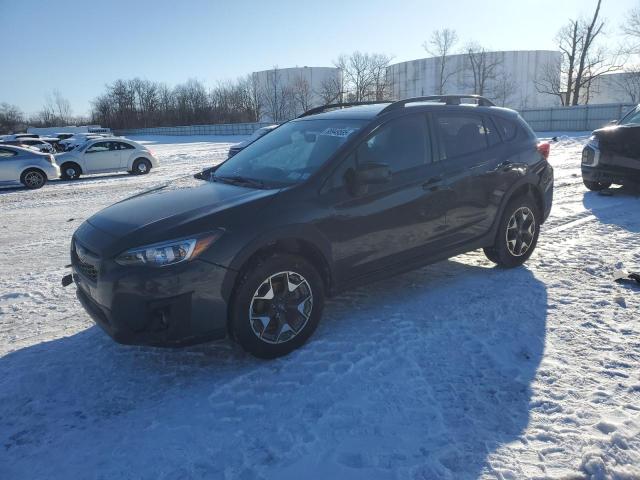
[69,95,554,358]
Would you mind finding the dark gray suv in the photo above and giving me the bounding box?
[69,95,554,358]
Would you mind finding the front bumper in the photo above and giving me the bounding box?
[72,240,233,347]
[582,165,640,186]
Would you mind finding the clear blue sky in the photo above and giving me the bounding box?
[0,0,635,116]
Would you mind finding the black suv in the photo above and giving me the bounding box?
[582,104,640,190]
[70,95,554,358]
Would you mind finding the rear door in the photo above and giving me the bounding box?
[317,113,450,282]
[82,141,121,172]
[0,148,19,183]
[431,111,517,244]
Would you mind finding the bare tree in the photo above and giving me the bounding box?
[423,28,458,95]
[493,70,518,107]
[334,52,394,102]
[535,57,567,105]
[623,3,640,50]
[0,103,25,134]
[572,0,605,105]
[464,43,502,96]
[614,68,640,103]
[291,74,313,115]
[317,75,343,104]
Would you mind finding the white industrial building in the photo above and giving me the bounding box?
[252,66,342,121]
[587,72,640,104]
[387,50,562,109]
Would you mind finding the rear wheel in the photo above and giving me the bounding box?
[131,158,152,175]
[21,169,47,189]
[583,179,611,191]
[230,254,324,359]
[60,162,81,180]
[484,195,540,268]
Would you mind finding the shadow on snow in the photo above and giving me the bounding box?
[0,258,547,479]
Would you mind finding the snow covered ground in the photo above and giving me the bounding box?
[1,133,639,479]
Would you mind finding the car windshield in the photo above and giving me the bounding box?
[213,119,366,187]
[619,106,640,126]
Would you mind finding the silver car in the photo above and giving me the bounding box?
[0,145,60,189]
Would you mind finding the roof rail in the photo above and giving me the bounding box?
[297,101,392,118]
[378,95,495,115]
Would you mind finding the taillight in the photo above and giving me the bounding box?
[537,142,550,160]
[47,154,54,164]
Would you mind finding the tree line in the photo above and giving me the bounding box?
[2,1,638,134]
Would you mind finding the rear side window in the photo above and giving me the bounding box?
[434,113,495,159]
[494,116,518,141]
[0,148,17,158]
[117,142,135,150]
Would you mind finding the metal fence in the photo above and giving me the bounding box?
[111,103,638,136]
[113,122,273,137]
[519,103,636,132]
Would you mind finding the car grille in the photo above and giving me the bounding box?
[76,258,98,282]
[72,240,100,283]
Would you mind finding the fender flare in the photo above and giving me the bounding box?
[220,224,333,301]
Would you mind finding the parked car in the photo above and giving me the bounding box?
[59,134,105,151]
[582,104,640,190]
[2,137,57,153]
[227,125,278,158]
[69,95,553,358]
[1,133,39,141]
[56,137,158,179]
[0,145,60,189]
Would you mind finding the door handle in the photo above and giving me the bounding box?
[423,176,443,191]
[496,161,512,172]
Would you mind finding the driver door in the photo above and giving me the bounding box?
[83,141,121,173]
[317,113,450,283]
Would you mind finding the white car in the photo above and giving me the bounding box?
[59,134,105,151]
[0,145,60,189]
[55,137,159,180]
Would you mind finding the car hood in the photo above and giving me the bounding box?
[593,124,636,137]
[83,175,280,255]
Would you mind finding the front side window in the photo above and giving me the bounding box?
[214,119,366,187]
[620,106,640,126]
[355,114,430,173]
[435,113,495,160]
[86,142,110,153]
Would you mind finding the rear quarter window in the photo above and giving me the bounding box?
[0,148,17,158]
[494,116,518,141]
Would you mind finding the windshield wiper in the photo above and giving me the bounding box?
[212,175,266,189]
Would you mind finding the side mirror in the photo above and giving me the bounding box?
[355,162,392,185]
[194,166,215,180]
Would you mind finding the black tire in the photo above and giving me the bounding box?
[583,179,611,191]
[20,169,47,189]
[60,162,82,180]
[132,158,152,175]
[483,195,540,268]
[230,253,324,359]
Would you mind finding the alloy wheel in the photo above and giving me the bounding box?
[24,171,44,188]
[249,271,313,344]
[505,206,536,257]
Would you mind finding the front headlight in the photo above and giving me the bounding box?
[115,233,221,267]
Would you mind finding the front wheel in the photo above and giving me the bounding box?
[230,254,324,359]
[583,179,611,191]
[484,196,540,268]
[60,162,81,180]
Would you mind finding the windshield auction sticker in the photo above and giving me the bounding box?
[320,127,356,138]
